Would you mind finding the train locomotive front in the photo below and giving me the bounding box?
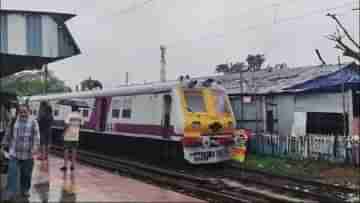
[176,80,244,164]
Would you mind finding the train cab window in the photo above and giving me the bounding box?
[112,109,120,119]
[82,109,89,117]
[122,109,131,119]
[214,90,231,114]
[184,90,205,112]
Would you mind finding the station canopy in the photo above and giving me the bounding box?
[0,9,80,78]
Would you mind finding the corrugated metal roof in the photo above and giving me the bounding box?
[207,63,352,94]
[113,64,354,95]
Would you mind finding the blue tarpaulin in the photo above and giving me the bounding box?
[285,63,360,92]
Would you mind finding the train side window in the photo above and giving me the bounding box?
[122,109,131,119]
[83,109,89,117]
[54,109,59,117]
[112,109,120,119]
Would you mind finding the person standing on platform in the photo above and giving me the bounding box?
[61,106,83,172]
[1,104,40,200]
[37,101,54,161]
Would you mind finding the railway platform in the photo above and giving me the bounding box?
[1,155,205,202]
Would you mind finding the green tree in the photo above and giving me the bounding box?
[215,64,231,74]
[326,13,360,63]
[1,70,72,96]
[80,77,103,91]
[246,54,265,72]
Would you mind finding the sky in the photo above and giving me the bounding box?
[4,0,360,89]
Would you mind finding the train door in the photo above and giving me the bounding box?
[95,97,111,132]
[99,98,107,131]
[161,94,172,161]
[162,94,172,138]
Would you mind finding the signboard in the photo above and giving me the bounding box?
[243,96,252,103]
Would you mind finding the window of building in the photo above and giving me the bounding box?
[122,109,131,119]
[112,109,120,119]
[307,112,348,135]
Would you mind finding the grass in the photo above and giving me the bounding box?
[238,154,359,180]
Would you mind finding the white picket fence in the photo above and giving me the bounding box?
[251,134,353,163]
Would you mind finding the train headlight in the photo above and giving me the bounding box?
[192,121,201,129]
[234,136,241,145]
[234,130,243,136]
[202,136,211,148]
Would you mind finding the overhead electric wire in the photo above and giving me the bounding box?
[116,0,155,15]
[167,1,355,48]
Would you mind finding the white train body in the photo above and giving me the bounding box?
[27,79,243,164]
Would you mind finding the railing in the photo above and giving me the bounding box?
[249,134,360,165]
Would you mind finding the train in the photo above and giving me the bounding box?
[26,77,248,164]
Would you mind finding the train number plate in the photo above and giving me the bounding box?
[191,151,215,162]
[190,148,229,162]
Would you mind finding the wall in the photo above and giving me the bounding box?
[0,14,8,52]
[294,92,350,113]
[230,91,354,137]
[230,95,265,133]
[7,14,27,55]
[273,95,295,137]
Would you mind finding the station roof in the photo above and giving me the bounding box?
[0,9,80,78]
[0,9,76,22]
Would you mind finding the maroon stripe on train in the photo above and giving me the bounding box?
[113,123,181,137]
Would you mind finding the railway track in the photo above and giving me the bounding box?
[50,146,356,203]
[226,163,359,202]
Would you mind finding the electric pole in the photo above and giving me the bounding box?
[125,72,129,85]
[160,45,166,82]
[272,3,280,24]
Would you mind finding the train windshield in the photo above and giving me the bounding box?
[214,90,231,114]
[184,90,206,112]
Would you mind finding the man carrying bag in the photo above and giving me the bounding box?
[1,104,40,201]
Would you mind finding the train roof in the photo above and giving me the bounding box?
[27,81,179,101]
[27,78,226,102]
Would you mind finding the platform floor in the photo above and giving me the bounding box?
[4,155,205,202]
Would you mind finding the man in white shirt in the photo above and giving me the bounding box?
[60,106,83,172]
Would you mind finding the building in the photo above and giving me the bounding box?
[210,63,360,163]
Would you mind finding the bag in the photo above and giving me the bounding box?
[0,148,9,191]
[33,159,49,186]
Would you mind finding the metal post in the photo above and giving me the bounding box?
[43,64,48,94]
[125,72,129,85]
[239,66,244,129]
[343,78,351,163]
[0,42,2,203]
[160,45,166,82]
